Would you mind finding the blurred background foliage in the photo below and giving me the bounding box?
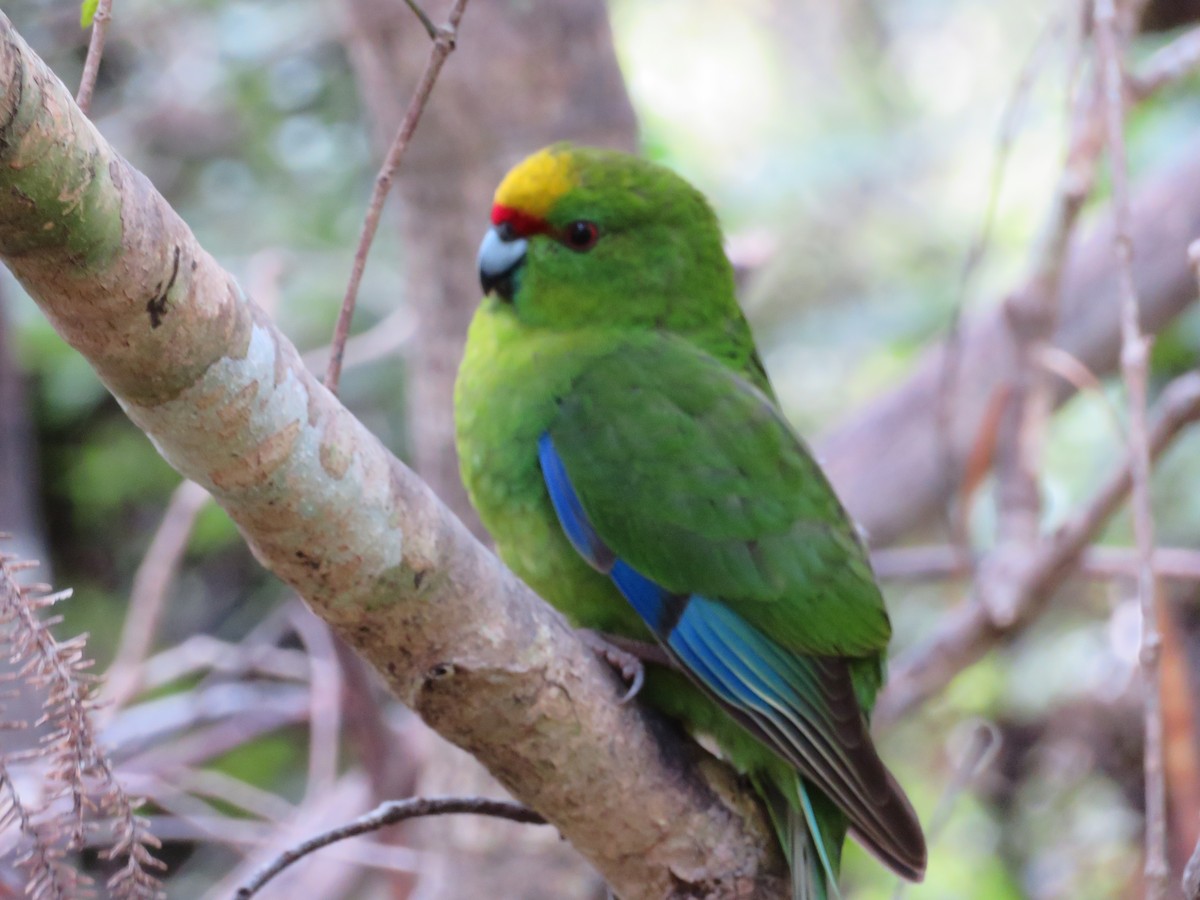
[1,0,1199,897]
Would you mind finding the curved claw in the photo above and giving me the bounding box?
[616,657,644,705]
[579,630,648,704]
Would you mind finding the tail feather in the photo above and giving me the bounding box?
[789,801,828,900]
[759,775,845,900]
[790,814,818,900]
[795,779,841,900]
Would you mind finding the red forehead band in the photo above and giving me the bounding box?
[491,204,550,238]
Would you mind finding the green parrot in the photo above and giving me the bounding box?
[454,144,926,899]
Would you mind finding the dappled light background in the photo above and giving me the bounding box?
[1,0,1199,897]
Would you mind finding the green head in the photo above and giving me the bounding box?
[478,144,739,337]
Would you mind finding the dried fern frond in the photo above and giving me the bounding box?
[0,554,164,899]
[0,759,83,899]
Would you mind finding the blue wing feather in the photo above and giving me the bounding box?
[537,429,912,869]
[538,433,615,573]
[610,559,676,631]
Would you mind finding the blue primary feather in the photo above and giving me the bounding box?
[664,602,747,708]
[670,600,849,782]
[538,433,614,573]
[610,559,675,631]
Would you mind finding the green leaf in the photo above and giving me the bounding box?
[80,0,99,28]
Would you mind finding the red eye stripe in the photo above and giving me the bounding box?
[491,204,551,238]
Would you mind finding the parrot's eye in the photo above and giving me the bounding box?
[563,220,600,252]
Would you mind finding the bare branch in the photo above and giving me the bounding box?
[401,0,439,40]
[1095,1,1169,893]
[1128,23,1200,101]
[819,144,1200,547]
[101,479,210,714]
[872,544,1200,583]
[75,0,113,116]
[324,0,469,395]
[235,797,546,899]
[875,371,1200,729]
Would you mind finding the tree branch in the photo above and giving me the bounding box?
[0,14,784,898]
[875,370,1200,728]
[819,142,1200,545]
[1095,0,1168,892]
[235,797,546,898]
[100,478,210,714]
[76,0,113,116]
[324,0,468,396]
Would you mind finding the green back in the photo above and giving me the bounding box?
[548,334,891,662]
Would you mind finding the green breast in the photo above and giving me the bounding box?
[453,299,648,637]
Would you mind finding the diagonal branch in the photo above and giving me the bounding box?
[819,142,1200,545]
[875,370,1200,728]
[0,13,784,898]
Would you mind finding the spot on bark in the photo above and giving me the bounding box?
[147,244,181,328]
[294,549,321,572]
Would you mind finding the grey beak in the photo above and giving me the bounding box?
[478,226,527,302]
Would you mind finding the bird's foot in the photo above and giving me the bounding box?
[579,630,671,704]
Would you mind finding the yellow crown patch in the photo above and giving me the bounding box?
[494,147,578,218]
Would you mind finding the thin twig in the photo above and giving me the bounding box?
[196,772,379,900]
[234,797,546,898]
[1094,1,1168,894]
[127,772,413,899]
[302,305,415,375]
[114,683,311,773]
[101,479,210,714]
[936,10,1064,549]
[875,371,1200,729]
[287,605,343,800]
[402,0,439,40]
[76,0,114,116]
[931,14,1065,549]
[872,544,1200,583]
[890,721,1000,900]
[129,814,419,873]
[1128,23,1200,101]
[324,0,470,395]
[1033,344,1125,439]
[134,634,309,692]
[168,768,297,824]
[974,7,1111,627]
